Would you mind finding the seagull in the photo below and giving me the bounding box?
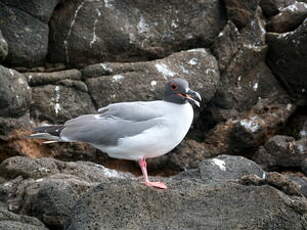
[29,78,201,189]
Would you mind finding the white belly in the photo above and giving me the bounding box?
[95,102,194,160]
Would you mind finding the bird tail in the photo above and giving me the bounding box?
[27,125,65,143]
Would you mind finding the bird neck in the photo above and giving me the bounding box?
[163,94,187,105]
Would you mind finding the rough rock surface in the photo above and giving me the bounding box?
[0,156,131,181]
[48,0,226,67]
[200,97,295,157]
[30,82,96,124]
[0,156,305,230]
[303,158,307,175]
[25,69,82,86]
[224,0,260,29]
[209,9,289,125]
[0,30,8,62]
[287,174,307,197]
[0,115,31,139]
[84,48,219,109]
[65,179,307,230]
[5,175,94,229]
[253,135,307,170]
[267,2,307,33]
[0,202,48,230]
[0,2,51,67]
[199,155,265,182]
[240,172,303,196]
[1,0,60,23]
[0,65,31,118]
[267,18,307,97]
[0,157,131,229]
[260,0,296,16]
[0,0,307,229]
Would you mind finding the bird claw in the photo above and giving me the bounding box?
[143,181,167,189]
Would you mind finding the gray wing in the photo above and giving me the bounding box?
[61,101,164,146]
[97,101,162,121]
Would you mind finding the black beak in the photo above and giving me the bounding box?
[186,89,202,107]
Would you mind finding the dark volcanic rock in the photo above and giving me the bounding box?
[0,202,47,230]
[25,69,82,86]
[260,0,296,16]
[207,10,293,155]
[1,0,60,23]
[65,179,307,230]
[0,114,31,138]
[48,0,226,67]
[0,157,131,228]
[210,9,286,125]
[203,6,296,159]
[0,156,131,181]
[287,174,307,197]
[267,18,307,97]
[202,99,295,157]
[240,172,302,196]
[224,0,260,29]
[0,30,8,62]
[155,139,214,170]
[267,2,307,33]
[31,82,96,124]
[303,158,307,175]
[253,135,307,170]
[1,157,307,230]
[84,49,219,109]
[0,66,31,118]
[0,2,50,67]
[6,175,93,228]
[199,155,265,183]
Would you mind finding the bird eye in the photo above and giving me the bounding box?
[170,83,177,90]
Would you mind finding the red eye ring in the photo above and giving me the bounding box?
[170,83,177,90]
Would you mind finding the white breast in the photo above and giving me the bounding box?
[98,102,194,160]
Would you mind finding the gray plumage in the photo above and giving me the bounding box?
[61,102,165,146]
[28,78,201,160]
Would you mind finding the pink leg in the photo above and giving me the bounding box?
[138,158,167,189]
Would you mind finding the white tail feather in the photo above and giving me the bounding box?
[43,140,59,144]
[28,133,61,141]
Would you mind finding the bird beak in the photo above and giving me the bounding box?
[185,89,202,107]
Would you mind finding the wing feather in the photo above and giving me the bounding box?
[61,101,165,146]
